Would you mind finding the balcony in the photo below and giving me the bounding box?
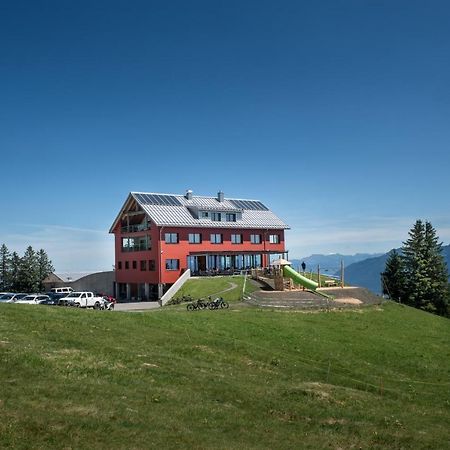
[120,224,150,233]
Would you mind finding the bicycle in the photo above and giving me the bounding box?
[207,297,229,310]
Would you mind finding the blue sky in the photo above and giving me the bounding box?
[1,1,449,272]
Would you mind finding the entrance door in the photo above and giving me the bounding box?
[197,255,207,271]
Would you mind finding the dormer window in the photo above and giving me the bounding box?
[200,211,209,218]
[211,212,222,221]
[226,213,236,222]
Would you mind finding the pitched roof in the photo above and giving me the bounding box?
[110,191,289,231]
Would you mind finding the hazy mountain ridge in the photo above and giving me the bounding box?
[290,253,383,275]
[342,244,450,293]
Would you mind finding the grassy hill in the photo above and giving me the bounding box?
[0,300,449,449]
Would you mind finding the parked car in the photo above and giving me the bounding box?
[46,292,69,304]
[0,293,14,303]
[0,293,28,303]
[38,296,60,306]
[16,294,50,304]
[61,291,104,309]
[50,287,73,294]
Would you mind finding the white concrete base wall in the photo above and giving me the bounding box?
[160,269,191,306]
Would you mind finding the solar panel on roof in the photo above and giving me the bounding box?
[133,193,146,204]
[134,193,182,206]
[230,200,269,211]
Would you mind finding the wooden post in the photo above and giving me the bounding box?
[340,259,344,288]
[317,264,321,288]
[326,360,331,383]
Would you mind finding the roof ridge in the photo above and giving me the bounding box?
[131,191,263,202]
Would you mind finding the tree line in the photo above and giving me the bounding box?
[381,220,449,317]
[0,244,54,293]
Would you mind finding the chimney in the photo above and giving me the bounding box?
[185,189,193,200]
[217,191,224,202]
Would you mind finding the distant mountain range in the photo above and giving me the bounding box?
[290,246,450,294]
[338,244,450,294]
[290,253,383,276]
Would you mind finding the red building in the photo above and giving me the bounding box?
[109,190,289,300]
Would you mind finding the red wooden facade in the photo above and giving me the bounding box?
[110,191,288,300]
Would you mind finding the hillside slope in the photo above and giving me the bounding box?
[0,303,449,449]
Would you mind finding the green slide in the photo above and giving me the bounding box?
[283,265,319,291]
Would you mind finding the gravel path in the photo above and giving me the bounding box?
[201,281,238,300]
[114,301,161,312]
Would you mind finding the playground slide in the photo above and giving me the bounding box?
[283,265,319,291]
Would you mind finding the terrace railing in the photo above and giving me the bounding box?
[120,224,150,233]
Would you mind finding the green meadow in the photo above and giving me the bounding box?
[0,296,449,449]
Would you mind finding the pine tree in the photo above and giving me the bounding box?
[37,249,54,292]
[422,221,449,315]
[401,220,449,316]
[402,220,427,308]
[17,246,39,293]
[9,252,21,292]
[0,244,11,291]
[381,249,406,302]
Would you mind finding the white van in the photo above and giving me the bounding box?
[50,287,73,294]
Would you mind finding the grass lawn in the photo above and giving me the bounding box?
[170,275,259,303]
[0,301,449,449]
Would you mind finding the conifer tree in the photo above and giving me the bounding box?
[381,249,406,303]
[401,220,449,316]
[0,244,11,291]
[9,252,21,292]
[17,246,39,292]
[402,220,427,308]
[37,249,54,292]
[422,221,449,315]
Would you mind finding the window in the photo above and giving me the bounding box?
[226,213,236,222]
[188,233,202,244]
[211,212,222,221]
[149,260,156,271]
[231,234,242,244]
[121,235,151,252]
[269,234,280,244]
[132,261,137,269]
[210,233,223,244]
[125,261,129,270]
[118,261,122,270]
[140,260,147,271]
[200,211,209,218]
[165,233,179,244]
[165,259,179,270]
[250,234,261,244]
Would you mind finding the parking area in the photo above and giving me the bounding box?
[0,290,117,310]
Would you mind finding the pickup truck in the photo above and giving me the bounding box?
[60,291,105,309]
